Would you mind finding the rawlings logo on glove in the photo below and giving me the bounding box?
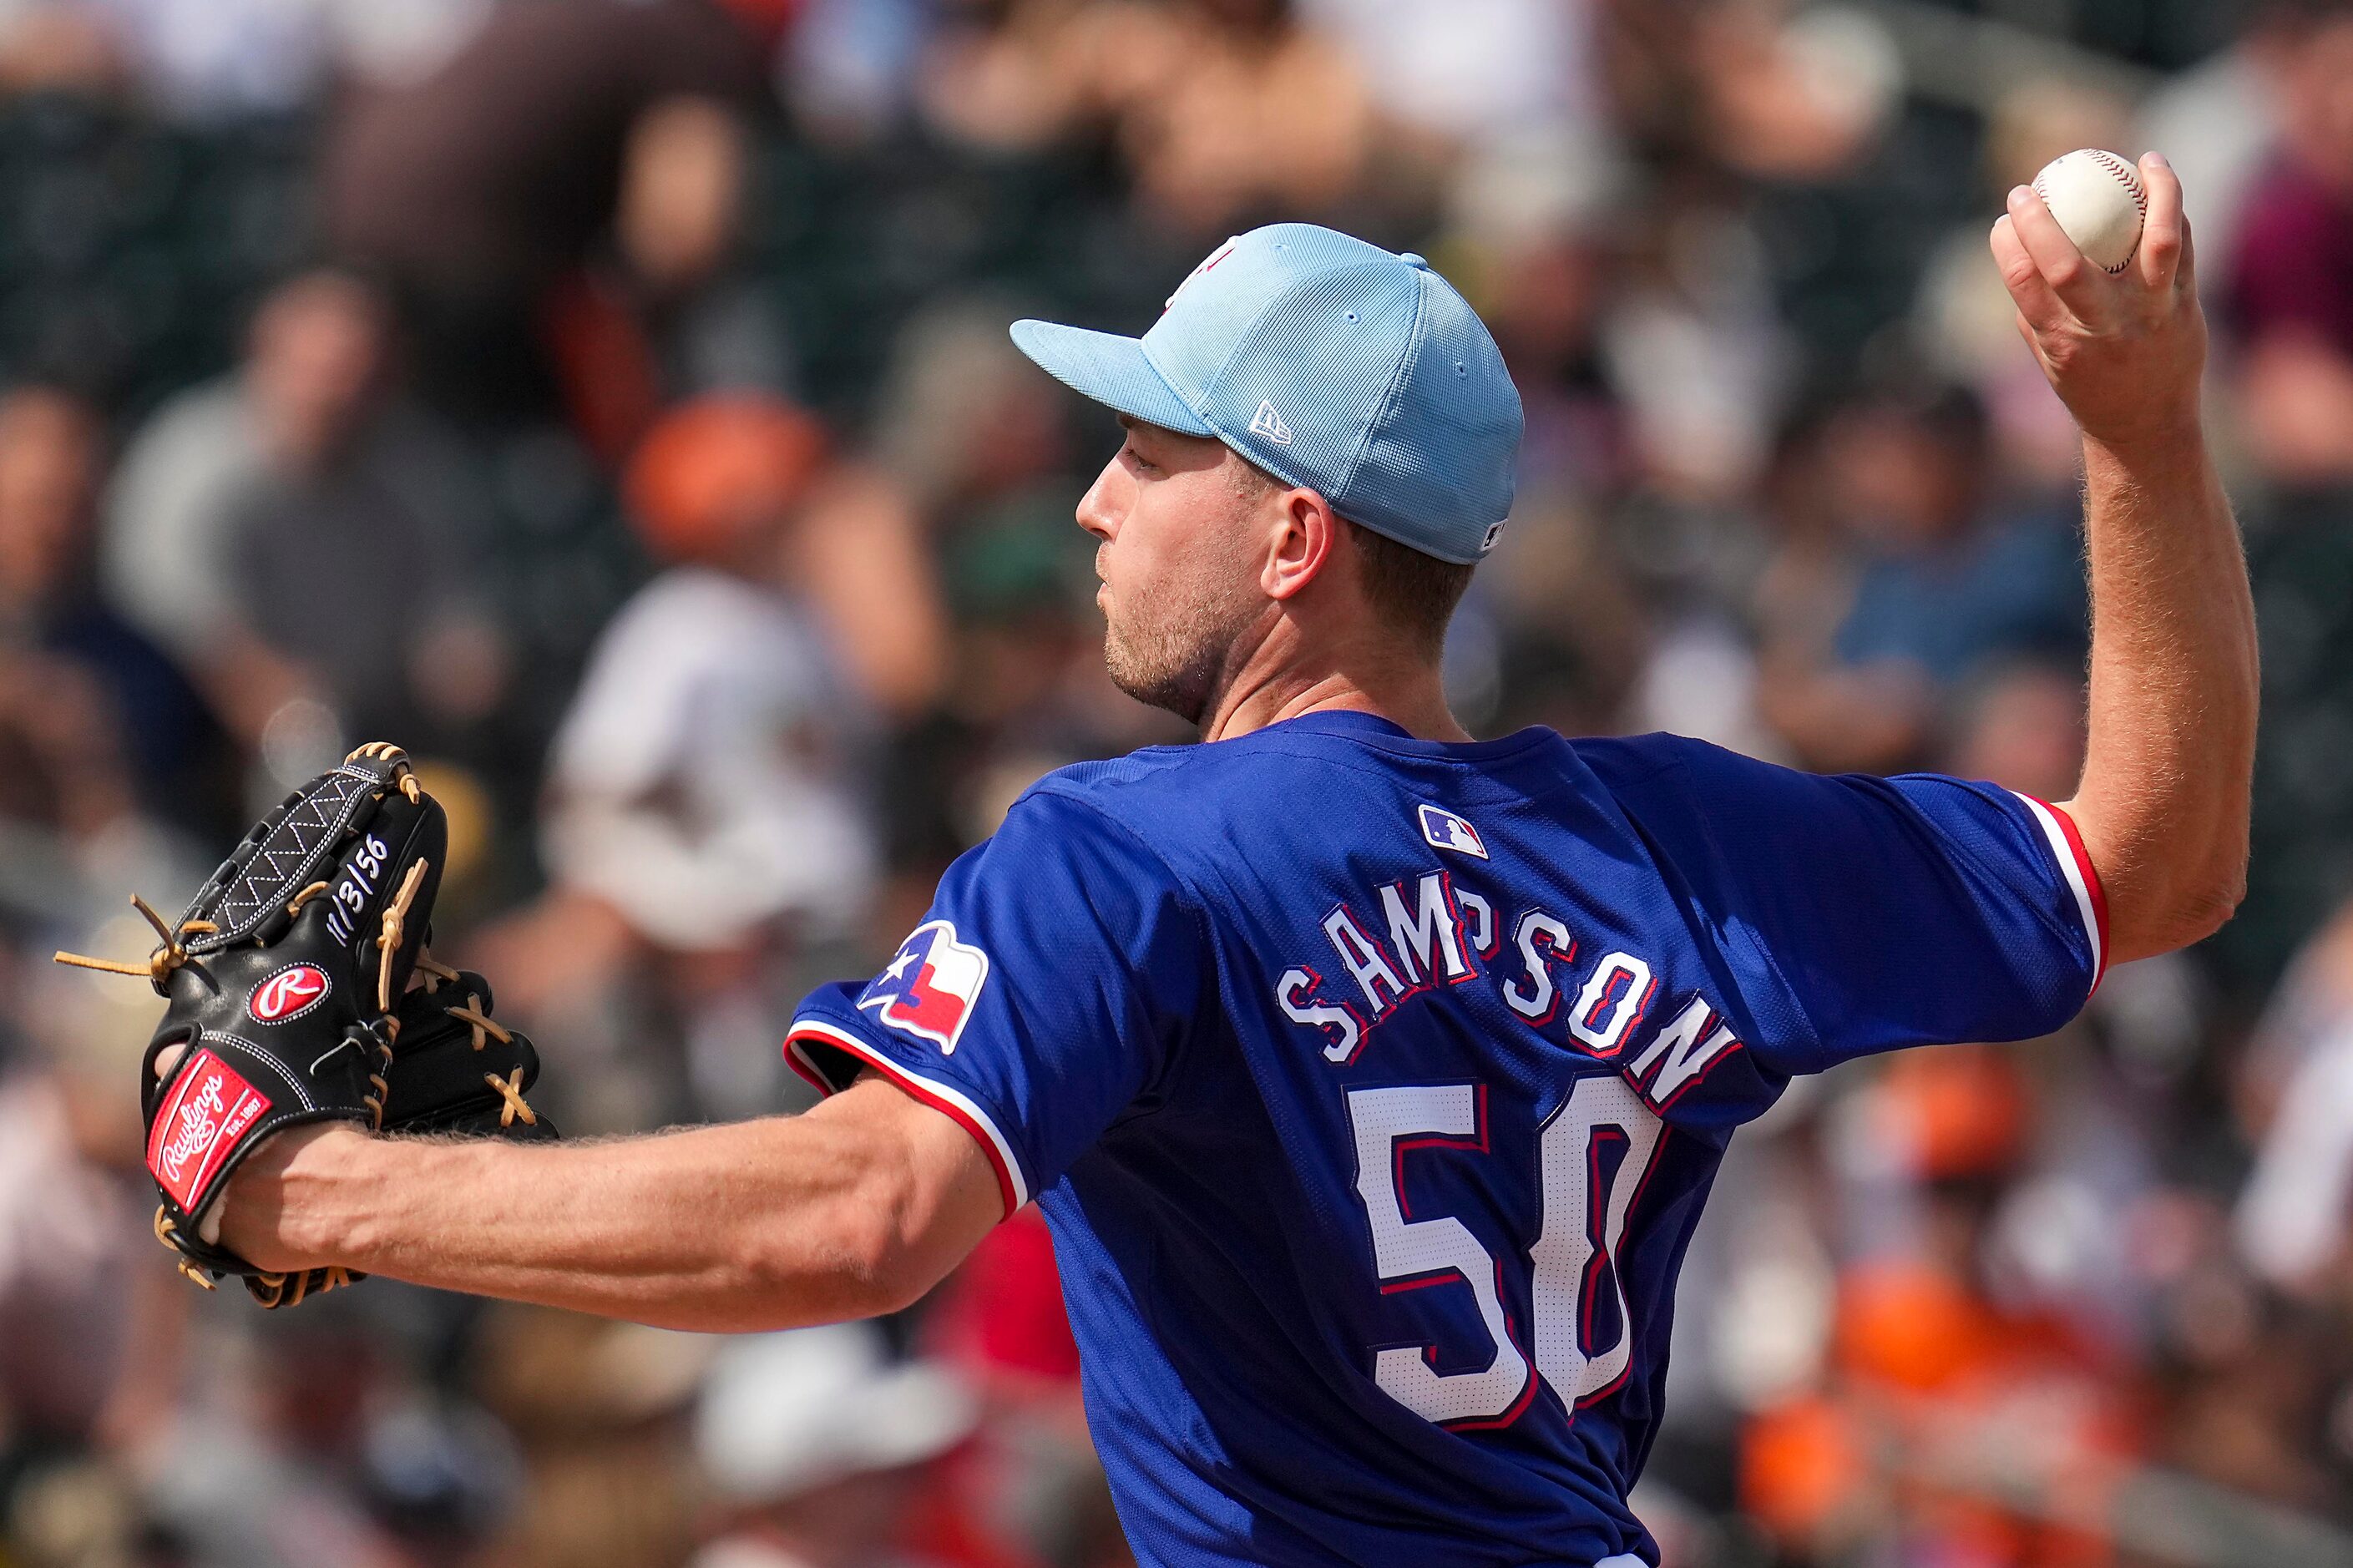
[250,965,331,1024]
[148,1051,271,1211]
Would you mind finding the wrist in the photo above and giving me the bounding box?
[280,1121,386,1266]
[2082,408,2207,470]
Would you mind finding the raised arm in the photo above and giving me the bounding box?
[1991,154,2258,965]
[213,1077,1005,1333]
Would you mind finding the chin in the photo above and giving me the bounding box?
[1104,645,1203,726]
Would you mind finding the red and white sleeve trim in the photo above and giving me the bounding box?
[2013,793,2109,991]
[784,1019,1030,1217]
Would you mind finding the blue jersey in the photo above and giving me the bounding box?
[787,712,2106,1568]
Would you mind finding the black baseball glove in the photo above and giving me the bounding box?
[57,743,552,1308]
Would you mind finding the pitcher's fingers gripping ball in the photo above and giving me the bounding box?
[1991,150,2201,451]
[56,743,554,1309]
[2030,149,2146,275]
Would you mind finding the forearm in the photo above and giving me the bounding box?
[227,1080,1000,1333]
[2067,422,2257,959]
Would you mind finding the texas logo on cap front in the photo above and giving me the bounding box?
[859,919,990,1054]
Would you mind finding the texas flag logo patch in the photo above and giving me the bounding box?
[1417,803,1489,859]
[859,920,990,1054]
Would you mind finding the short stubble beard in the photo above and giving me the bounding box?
[1101,566,1259,726]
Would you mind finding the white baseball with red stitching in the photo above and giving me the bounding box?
[2030,149,2147,275]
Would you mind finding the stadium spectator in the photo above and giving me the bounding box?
[692,1323,977,1568]
[144,1313,468,1568]
[466,1309,710,1568]
[103,270,503,767]
[1739,1050,2143,1566]
[321,0,778,430]
[2227,0,2353,484]
[0,968,170,1471]
[917,0,1383,234]
[0,384,216,822]
[487,394,937,1124]
[544,93,798,464]
[1758,382,2087,774]
[2236,901,2353,1289]
[540,395,876,948]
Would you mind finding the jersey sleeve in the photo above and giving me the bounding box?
[785,787,1205,1216]
[1590,737,2107,1077]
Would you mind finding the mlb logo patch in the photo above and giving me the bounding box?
[859,919,991,1053]
[1417,804,1488,860]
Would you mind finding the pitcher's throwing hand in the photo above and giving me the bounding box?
[1993,150,2206,448]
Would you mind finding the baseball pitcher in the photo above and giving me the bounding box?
[190,163,2250,1566]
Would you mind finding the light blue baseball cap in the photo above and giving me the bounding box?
[1010,223,1523,566]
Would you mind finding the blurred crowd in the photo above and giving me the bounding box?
[5,0,2353,1565]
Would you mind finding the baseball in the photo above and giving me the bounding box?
[2029,149,2147,274]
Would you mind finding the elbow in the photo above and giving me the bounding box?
[2173,863,2248,948]
[729,1165,942,1328]
[2178,823,2253,945]
[2127,854,2248,959]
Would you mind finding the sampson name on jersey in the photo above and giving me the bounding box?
[787,712,2104,1567]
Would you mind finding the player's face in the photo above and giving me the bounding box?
[1076,418,1269,725]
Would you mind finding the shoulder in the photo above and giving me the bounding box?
[1015,728,1387,845]
[126,378,250,451]
[1568,731,1884,857]
[949,770,1211,958]
[1007,751,1207,860]
[1569,730,1748,794]
[989,743,1308,900]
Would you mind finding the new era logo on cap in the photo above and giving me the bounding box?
[1417,804,1488,859]
[1248,399,1294,446]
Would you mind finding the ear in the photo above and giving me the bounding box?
[1260,483,1342,603]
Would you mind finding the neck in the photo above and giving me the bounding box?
[1196,620,1468,744]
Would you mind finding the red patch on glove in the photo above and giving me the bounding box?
[147,1049,271,1213]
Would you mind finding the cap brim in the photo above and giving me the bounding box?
[1010,320,1215,438]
